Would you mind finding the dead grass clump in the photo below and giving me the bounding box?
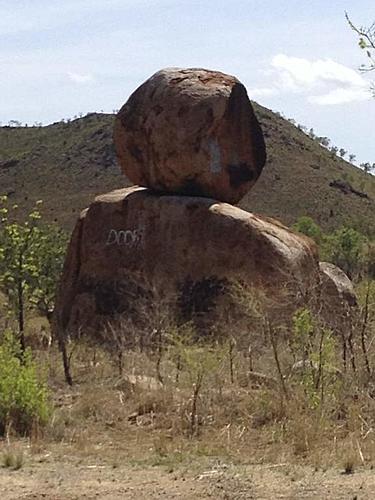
[72,385,126,423]
[250,390,287,429]
[1,447,24,470]
[129,387,175,423]
[342,455,356,474]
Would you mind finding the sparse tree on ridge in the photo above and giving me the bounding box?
[330,146,338,157]
[361,162,372,174]
[319,137,330,148]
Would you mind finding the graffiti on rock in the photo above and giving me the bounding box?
[106,227,145,248]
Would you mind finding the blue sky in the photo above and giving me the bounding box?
[1,0,374,163]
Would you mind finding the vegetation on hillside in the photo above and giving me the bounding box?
[293,216,375,280]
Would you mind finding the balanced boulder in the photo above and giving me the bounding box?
[114,68,266,204]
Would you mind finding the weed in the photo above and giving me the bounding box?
[1,447,24,470]
[0,331,51,435]
[342,456,355,475]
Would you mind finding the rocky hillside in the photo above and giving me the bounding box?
[1,105,374,235]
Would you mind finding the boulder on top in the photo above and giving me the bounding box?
[54,186,320,338]
[114,68,266,205]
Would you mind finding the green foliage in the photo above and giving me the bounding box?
[346,13,375,73]
[1,448,24,470]
[169,330,227,436]
[356,279,375,333]
[321,227,366,279]
[170,329,226,384]
[293,216,322,244]
[29,224,68,320]
[0,196,67,346]
[294,216,374,280]
[291,307,314,356]
[0,331,51,435]
[291,308,337,411]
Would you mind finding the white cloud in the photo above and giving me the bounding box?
[247,87,278,98]
[272,54,365,88]
[259,54,371,105]
[309,87,370,105]
[67,72,94,84]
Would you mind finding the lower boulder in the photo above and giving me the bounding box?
[54,186,321,338]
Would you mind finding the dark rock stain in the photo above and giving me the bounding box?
[179,178,206,197]
[177,106,189,118]
[178,276,226,323]
[128,144,144,163]
[226,163,254,188]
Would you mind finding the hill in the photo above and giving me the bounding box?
[1,105,374,236]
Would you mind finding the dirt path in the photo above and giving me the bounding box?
[0,458,374,499]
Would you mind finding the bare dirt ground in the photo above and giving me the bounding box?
[0,451,374,500]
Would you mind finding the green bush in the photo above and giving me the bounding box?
[292,216,322,244]
[0,331,51,435]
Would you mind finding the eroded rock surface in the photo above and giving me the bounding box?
[114,68,266,204]
[319,262,357,308]
[319,261,358,332]
[55,186,320,337]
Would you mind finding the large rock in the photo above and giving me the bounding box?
[319,262,357,307]
[55,186,320,338]
[114,68,266,204]
[319,262,357,332]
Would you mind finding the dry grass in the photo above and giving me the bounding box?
[1,447,24,470]
[25,325,370,472]
[1,281,375,475]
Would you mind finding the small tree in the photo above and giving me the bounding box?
[293,216,322,244]
[291,308,337,412]
[30,225,68,323]
[321,226,366,280]
[0,197,67,350]
[170,331,226,437]
[319,137,331,148]
[360,162,372,174]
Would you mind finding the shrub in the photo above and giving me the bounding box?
[321,226,367,280]
[293,216,322,244]
[0,195,67,351]
[0,331,51,435]
[1,447,24,470]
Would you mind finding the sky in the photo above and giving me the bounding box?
[1,0,374,164]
